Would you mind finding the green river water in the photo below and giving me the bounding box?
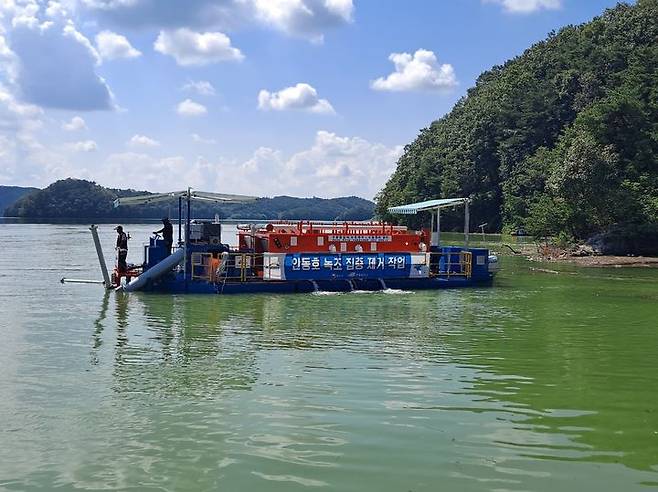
[0,223,657,491]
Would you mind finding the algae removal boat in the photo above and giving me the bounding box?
[68,190,499,294]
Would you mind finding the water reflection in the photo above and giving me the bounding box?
[89,282,658,486]
[91,291,109,365]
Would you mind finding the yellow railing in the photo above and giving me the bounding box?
[428,251,472,278]
[191,252,263,283]
[191,250,473,283]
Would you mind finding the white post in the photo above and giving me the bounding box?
[464,200,470,247]
[437,207,441,246]
[90,225,112,288]
[183,188,190,280]
[430,211,435,247]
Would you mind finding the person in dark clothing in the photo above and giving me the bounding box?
[153,218,174,256]
[115,225,129,273]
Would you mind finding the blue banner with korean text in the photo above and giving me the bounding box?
[284,253,412,280]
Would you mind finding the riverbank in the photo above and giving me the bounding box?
[549,255,658,268]
[523,242,658,268]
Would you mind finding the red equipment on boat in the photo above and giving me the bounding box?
[238,220,429,254]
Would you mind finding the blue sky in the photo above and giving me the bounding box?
[0,0,625,198]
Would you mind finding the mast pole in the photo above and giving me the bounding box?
[464,199,470,247]
[184,188,191,290]
[178,196,182,244]
[430,211,434,247]
[437,206,441,247]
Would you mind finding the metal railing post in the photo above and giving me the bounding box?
[464,199,470,247]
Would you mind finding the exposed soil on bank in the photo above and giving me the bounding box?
[494,241,658,268]
[521,243,658,268]
[551,255,658,268]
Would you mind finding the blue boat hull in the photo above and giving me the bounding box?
[133,241,496,295]
[142,273,494,295]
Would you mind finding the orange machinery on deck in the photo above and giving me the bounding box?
[238,221,429,254]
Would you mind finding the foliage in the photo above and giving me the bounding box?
[4,178,375,221]
[376,0,658,240]
[0,186,38,215]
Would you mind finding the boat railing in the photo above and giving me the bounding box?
[190,250,473,282]
[429,251,472,278]
[243,220,410,236]
[191,252,264,283]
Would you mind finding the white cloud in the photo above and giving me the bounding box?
[252,0,354,42]
[0,85,52,185]
[81,0,353,42]
[8,16,113,110]
[485,0,562,13]
[95,30,141,60]
[154,28,243,66]
[62,21,101,63]
[371,49,457,92]
[182,80,216,96]
[88,152,194,192]
[83,132,401,197]
[176,98,207,116]
[67,139,97,152]
[219,130,402,198]
[128,134,160,147]
[0,86,42,122]
[45,1,68,19]
[62,116,87,131]
[258,83,334,114]
[191,133,216,144]
[7,1,41,29]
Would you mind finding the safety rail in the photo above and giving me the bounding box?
[191,252,264,283]
[191,250,473,283]
[239,220,411,236]
[429,251,472,278]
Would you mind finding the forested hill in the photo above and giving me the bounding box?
[0,186,38,215]
[4,179,375,221]
[376,0,657,240]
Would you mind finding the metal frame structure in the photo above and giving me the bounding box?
[387,197,470,247]
[114,188,258,282]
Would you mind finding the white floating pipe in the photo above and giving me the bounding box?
[90,224,112,289]
[61,278,105,285]
[121,248,184,292]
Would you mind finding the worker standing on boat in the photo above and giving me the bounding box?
[114,225,129,273]
[153,218,173,256]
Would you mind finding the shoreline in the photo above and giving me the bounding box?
[493,242,658,268]
[537,255,658,268]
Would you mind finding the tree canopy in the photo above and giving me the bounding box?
[376,0,657,240]
[5,178,375,221]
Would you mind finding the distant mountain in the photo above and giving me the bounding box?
[5,178,375,221]
[1,186,39,216]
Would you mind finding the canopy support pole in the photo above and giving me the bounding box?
[464,200,470,247]
[430,211,435,247]
[184,188,191,291]
[437,207,441,247]
[178,196,182,244]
